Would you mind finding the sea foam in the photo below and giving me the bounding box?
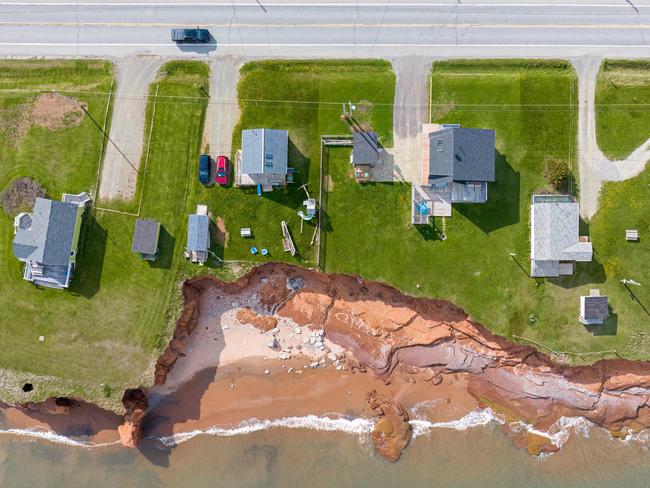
[0,427,119,448]
[156,415,374,447]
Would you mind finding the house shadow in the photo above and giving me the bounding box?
[148,225,175,270]
[261,139,310,211]
[69,212,107,299]
[584,309,618,336]
[455,150,520,234]
[415,219,443,241]
[548,255,607,289]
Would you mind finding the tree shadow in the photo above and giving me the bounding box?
[455,150,520,234]
[69,212,107,299]
[148,224,175,270]
[584,308,618,336]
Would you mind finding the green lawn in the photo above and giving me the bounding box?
[596,60,650,160]
[0,61,209,407]
[591,61,650,358]
[323,60,648,359]
[187,60,395,266]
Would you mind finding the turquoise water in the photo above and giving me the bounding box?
[1,424,650,487]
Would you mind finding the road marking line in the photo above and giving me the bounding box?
[0,2,647,7]
[1,42,650,47]
[2,21,650,29]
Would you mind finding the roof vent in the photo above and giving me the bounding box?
[17,213,32,230]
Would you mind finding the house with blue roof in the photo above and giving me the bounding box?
[235,128,289,191]
[185,204,210,264]
[412,124,496,224]
[12,192,90,289]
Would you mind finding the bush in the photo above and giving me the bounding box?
[0,177,46,216]
[544,160,570,190]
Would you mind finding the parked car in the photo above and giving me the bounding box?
[198,154,212,185]
[215,156,230,185]
[171,28,210,44]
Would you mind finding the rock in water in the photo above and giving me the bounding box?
[367,390,412,462]
[118,388,148,448]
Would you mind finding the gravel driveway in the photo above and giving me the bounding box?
[203,56,242,160]
[98,55,162,202]
[574,56,650,218]
[382,56,432,183]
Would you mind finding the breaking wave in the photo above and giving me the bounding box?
[156,415,374,447]
[0,427,119,448]
[410,408,505,439]
[156,408,507,447]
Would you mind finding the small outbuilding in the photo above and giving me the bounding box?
[352,131,380,182]
[132,219,161,261]
[185,205,210,264]
[579,289,609,325]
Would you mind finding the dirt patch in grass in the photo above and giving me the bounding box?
[0,92,87,147]
[214,216,229,248]
[431,100,455,121]
[325,175,334,191]
[0,103,31,147]
[0,177,46,216]
[32,92,87,130]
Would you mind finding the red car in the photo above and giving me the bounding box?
[215,155,230,185]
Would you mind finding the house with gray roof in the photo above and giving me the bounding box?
[530,195,593,277]
[185,204,210,264]
[12,193,90,289]
[412,124,496,223]
[236,129,289,191]
[579,290,609,325]
[352,131,380,182]
[132,219,161,261]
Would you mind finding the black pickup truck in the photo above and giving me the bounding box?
[171,28,210,43]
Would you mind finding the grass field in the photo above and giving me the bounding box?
[0,61,209,407]
[591,61,650,358]
[321,59,650,359]
[596,60,650,160]
[187,60,395,266]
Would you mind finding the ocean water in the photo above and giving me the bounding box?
[2,416,650,487]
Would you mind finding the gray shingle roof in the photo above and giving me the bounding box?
[353,131,379,166]
[132,219,160,255]
[530,196,592,262]
[12,198,78,266]
[428,127,495,182]
[187,214,209,252]
[241,129,288,176]
[581,295,609,320]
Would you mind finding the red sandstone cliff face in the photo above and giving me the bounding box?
[162,263,650,457]
[12,263,650,454]
[367,390,412,462]
[117,388,148,448]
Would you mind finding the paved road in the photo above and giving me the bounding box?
[3,1,650,58]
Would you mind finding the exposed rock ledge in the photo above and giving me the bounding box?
[154,263,650,457]
[8,263,650,457]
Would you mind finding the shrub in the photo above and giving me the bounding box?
[544,160,570,190]
[0,177,46,216]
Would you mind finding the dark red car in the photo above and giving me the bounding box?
[215,155,230,185]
